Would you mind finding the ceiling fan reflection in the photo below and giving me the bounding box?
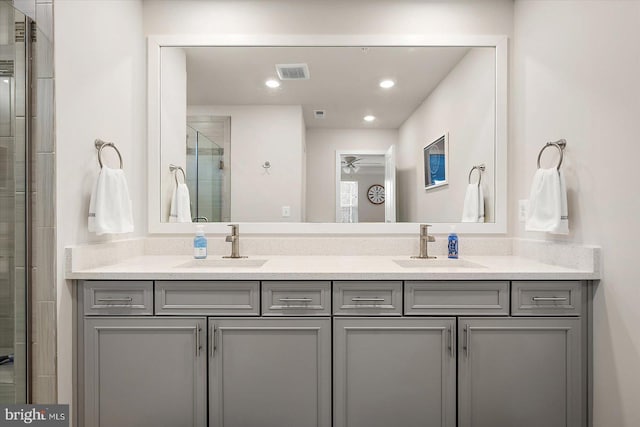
[341,156,362,174]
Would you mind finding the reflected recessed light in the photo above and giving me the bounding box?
[265,79,281,88]
[363,115,376,122]
[2,79,8,84]
[379,79,395,89]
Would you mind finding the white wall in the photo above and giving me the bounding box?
[160,47,187,221]
[54,0,146,414]
[397,48,495,223]
[188,105,305,222]
[143,0,514,36]
[305,128,397,222]
[512,2,640,426]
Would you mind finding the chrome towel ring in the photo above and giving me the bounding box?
[94,139,123,169]
[468,164,486,185]
[169,164,186,185]
[537,139,567,170]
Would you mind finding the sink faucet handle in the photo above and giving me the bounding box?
[420,225,435,241]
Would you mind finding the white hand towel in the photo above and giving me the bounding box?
[88,166,134,235]
[525,168,569,234]
[169,183,192,223]
[461,184,485,223]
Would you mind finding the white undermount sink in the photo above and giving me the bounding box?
[176,258,268,269]
[393,258,486,269]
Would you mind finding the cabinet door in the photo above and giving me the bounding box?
[334,317,456,427]
[84,317,207,427]
[458,317,582,427]
[209,317,331,427]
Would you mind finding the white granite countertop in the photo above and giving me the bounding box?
[66,254,599,281]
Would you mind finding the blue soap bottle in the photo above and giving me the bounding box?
[447,226,459,259]
[194,225,208,259]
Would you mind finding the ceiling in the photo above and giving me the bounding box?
[181,46,477,129]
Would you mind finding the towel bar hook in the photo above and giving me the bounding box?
[468,164,486,185]
[537,139,567,170]
[94,139,123,169]
[169,164,186,185]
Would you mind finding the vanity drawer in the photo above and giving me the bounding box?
[82,280,153,316]
[404,281,509,315]
[262,281,331,316]
[511,281,582,316]
[155,281,259,315]
[333,281,402,316]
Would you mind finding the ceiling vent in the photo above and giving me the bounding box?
[276,63,310,80]
[313,110,326,119]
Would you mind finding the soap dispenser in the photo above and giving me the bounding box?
[193,225,208,259]
[447,226,459,259]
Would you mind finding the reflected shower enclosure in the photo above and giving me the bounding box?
[186,117,231,222]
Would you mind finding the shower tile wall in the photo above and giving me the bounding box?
[31,0,56,403]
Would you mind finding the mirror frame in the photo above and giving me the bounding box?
[148,34,508,234]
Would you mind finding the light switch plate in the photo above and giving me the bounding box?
[518,200,528,222]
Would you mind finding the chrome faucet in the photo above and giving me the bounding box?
[223,224,246,259]
[411,224,436,259]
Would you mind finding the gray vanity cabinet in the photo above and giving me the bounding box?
[333,317,457,427]
[83,317,207,427]
[209,317,332,427]
[77,279,590,427]
[457,317,582,427]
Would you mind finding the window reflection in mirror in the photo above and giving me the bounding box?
[159,46,496,224]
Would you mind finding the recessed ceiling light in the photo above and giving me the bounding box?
[379,79,395,89]
[363,115,376,122]
[265,79,281,88]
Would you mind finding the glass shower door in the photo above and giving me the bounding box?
[0,2,28,404]
[186,117,231,223]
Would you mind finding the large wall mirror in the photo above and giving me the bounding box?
[148,35,507,234]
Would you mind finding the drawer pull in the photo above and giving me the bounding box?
[351,297,385,303]
[211,324,217,357]
[279,298,313,303]
[97,297,133,303]
[463,324,470,357]
[195,326,201,357]
[531,297,568,302]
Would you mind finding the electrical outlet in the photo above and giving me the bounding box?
[282,206,291,217]
[518,200,529,222]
